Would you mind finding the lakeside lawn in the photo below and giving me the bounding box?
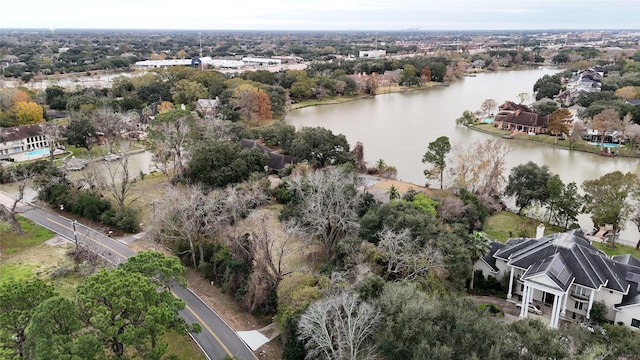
[472,123,640,158]
[483,211,564,242]
[592,241,640,259]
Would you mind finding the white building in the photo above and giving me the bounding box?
[241,57,282,66]
[475,230,640,329]
[358,50,386,58]
[0,123,51,157]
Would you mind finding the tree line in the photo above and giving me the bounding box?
[0,251,196,360]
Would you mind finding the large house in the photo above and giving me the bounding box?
[196,98,220,119]
[557,68,603,106]
[0,123,51,157]
[493,101,549,135]
[475,229,640,330]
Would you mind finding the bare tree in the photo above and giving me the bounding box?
[149,185,228,268]
[0,170,31,233]
[298,292,381,360]
[517,92,530,104]
[91,108,125,154]
[102,154,138,209]
[233,89,260,124]
[568,121,587,150]
[437,197,466,223]
[41,122,61,162]
[623,113,640,150]
[480,99,497,117]
[377,227,443,280]
[591,109,623,144]
[148,110,195,182]
[449,139,512,197]
[242,214,296,312]
[288,167,360,258]
[632,211,640,250]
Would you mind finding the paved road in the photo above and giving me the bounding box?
[2,193,256,360]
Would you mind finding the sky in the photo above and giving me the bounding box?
[2,0,639,31]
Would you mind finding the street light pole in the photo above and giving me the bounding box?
[72,220,79,268]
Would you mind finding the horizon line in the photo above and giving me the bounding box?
[1,27,640,32]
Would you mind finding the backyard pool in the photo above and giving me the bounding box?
[588,142,619,148]
[24,148,50,156]
[482,118,494,124]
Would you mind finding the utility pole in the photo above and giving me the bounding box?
[72,220,79,270]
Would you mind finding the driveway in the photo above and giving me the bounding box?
[470,295,548,325]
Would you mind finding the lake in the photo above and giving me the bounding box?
[286,68,640,245]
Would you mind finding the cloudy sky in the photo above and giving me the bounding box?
[3,0,638,30]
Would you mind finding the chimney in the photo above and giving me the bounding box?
[536,223,545,239]
[515,109,521,117]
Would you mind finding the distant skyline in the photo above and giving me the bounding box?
[3,0,639,31]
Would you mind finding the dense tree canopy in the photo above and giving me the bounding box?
[185,139,267,188]
[285,126,353,168]
[582,171,640,247]
[76,268,187,359]
[0,279,56,359]
[504,161,552,214]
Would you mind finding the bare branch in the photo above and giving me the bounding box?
[298,292,381,360]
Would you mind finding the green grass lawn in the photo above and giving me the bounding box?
[592,241,640,259]
[473,123,640,157]
[163,329,208,360]
[0,216,55,254]
[483,211,564,242]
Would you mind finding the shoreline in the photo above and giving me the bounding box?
[466,124,640,158]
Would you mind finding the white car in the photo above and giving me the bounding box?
[516,303,543,315]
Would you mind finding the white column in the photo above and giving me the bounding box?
[550,294,559,328]
[586,290,595,319]
[520,285,530,318]
[560,292,568,316]
[507,268,515,299]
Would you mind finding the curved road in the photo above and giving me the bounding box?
[3,194,256,360]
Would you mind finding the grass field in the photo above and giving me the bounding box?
[0,216,55,254]
[592,241,640,259]
[483,211,564,242]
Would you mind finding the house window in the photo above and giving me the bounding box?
[632,319,640,328]
[573,285,590,298]
[574,301,583,310]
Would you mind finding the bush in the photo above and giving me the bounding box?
[473,270,506,296]
[73,192,111,221]
[100,206,141,233]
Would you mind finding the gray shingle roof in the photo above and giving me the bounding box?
[494,231,638,295]
[482,241,505,272]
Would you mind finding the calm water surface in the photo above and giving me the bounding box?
[286,68,640,243]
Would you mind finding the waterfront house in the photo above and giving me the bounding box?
[475,230,640,330]
[557,68,603,106]
[493,101,549,134]
[0,123,51,157]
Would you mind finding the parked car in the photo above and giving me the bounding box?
[516,303,543,315]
